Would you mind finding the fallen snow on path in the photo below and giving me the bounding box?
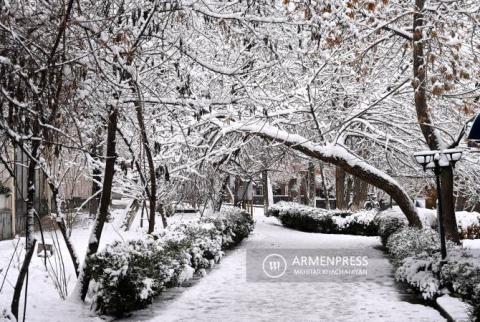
[126,207,445,322]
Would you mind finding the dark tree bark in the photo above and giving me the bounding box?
[352,178,369,210]
[425,185,437,209]
[308,162,316,207]
[413,0,459,241]
[11,140,40,320]
[319,163,330,209]
[440,168,458,240]
[11,239,36,320]
[300,171,310,205]
[233,176,241,206]
[214,175,230,212]
[336,167,346,210]
[135,99,165,232]
[79,105,118,300]
[345,176,353,209]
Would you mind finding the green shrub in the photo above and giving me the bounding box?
[266,202,377,235]
[394,254,441,300]
[374,211,407,246]
[334,210,378,236]
[279,210,337,233]
[440,250,480,320]
[87,239,188,316]
[386,228,441,266]
[204,207,255,247]
[385,227,480,320]
[87,207,254,316]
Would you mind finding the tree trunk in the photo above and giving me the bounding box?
[135,99,164,232]
[425,185,437,209]
[352,178,369,210]
[336,167,346,210]
[79,105,118,301]
[319,163,330,209]
[262,170,269,211]
[89,143,102,217]
[11,138,40,320]
[412,0,459,241]
[11,239,36,320]
[440,167,458,241]
[345,176,353,209]
[233,176,240,207]
[308,162,316,207]
[301,173,308,205]
[214,175,229,212]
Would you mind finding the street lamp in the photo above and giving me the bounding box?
[413,149,463,261]
[413,114,480,261]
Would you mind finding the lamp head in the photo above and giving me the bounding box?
[442,148,463,167]
[413,150,438,171]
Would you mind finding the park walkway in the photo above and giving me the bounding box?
[128,208,445,322]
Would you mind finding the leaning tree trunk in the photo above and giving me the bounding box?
[79,105,118,301]
[237,125,422,227]
[412,0,459,241]
[50,189,80,277]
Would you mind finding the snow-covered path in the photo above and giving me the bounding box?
[127,208,445,322]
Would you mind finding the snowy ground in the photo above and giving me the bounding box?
[2,205,478,321]
[124,207,445,322]
[0,199,144,322]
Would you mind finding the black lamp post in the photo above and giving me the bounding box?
[413,149,463,260]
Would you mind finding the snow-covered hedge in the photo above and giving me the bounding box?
[386,228,443,266]
[265,202,377,236]
[373,209,408,246]
[440,251,480,320]
[86,207,254,316]
[375,207,480,245]
[456,211,480,239]
[385,227,480,320]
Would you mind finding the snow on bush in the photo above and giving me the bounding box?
[386,228,442,266]
[416,208,438,229]
[456,211,480,239]
[373,209,407,246]
[265,202,377,235]
[386,228,447,299]
[336,210,379,236]
[394,255,441,300]
[86,207,254,316]
[375,206,480,242]
[386,227,480,319]
[440,250,480,320]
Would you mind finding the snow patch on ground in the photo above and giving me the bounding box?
[436,295,472,322]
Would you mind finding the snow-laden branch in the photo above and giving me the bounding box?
[216,119,422,227]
